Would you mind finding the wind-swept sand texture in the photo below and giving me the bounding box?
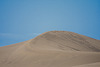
[0,31,100,67]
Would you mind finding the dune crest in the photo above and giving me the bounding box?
[0,31,100,67]
[27,31,100,52]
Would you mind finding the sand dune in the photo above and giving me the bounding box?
[0,31,100,67]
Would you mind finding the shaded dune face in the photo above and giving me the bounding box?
[0,31,100,67]
[28,31,100,52]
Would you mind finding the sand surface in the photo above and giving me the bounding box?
[0,31,100,67]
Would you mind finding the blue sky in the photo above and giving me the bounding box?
[0,0,100,46]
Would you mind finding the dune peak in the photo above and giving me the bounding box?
[26,31,100,52]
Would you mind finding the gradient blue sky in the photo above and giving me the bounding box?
[0,0,100,46]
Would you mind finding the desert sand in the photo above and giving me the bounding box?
[0,31,100,67]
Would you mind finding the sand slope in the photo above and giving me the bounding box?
[0,31,100,67]
[72,62,100,67]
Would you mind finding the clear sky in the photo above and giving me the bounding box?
[0,0,100,46]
